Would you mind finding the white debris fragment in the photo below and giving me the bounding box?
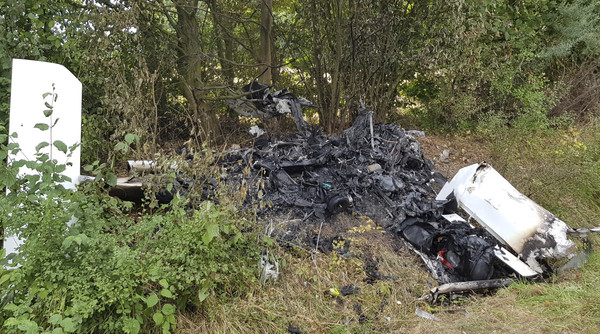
[415,307,441,321]
[407,130,426,138]
[258,250,279,284]
[275,99,291,114]
[436,162,576,273]
[439,149,450,163]
[249,125,265,137]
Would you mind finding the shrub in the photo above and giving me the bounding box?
[0,95,257,333]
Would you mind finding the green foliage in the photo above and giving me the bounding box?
[1,160,256,333]
[0,96,258,333]
[410,0,570,131]
[542,0,600,63]
[0,0,86,138]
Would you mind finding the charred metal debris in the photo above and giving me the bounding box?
[112,106,589,291]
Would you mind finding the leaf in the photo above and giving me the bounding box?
[34,123,49,131]
[152,312,164,325]
[125,133,137,145]
[54,140,67,154]
[160,288,173,298]
[4,304,19,312]
[44,109,53,117]
[45,101,52,109]
[35,141,49,152]
[202,223,219,244]
[146,293,159,308]
[16,319,39,332]
[49,314,62,325]
[122,317,141,334]
[166,314,176,325]
[159,279,169,288]
[161,303,175,316]
[60,318,76,333]
[53,117,60,127]
[42,92,52,99]
[106,173,117,187]
[115,142,127,152]
[0,272,11,286]
[197,287,209,302]
[77,234,89,246]
[62,237,73,249]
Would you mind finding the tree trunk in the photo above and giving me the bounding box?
[174,0,222,143]
[259,0,272,85]
[207,0,235,86]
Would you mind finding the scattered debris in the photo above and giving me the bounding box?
[287,326,303,334]
[353,303,368,324]
[106,106,591,297]
[429,278,515,303]
[439,149,450,163]
[407,130,426,138]
[363,256,396,284]
[326,287,340,297]
[340,284,360,296]
[259,249,280,284]
[414,307,441,321]
[127,160,156,173]
[558,236,593,273]
[226,82,314,134]
[249,125,265,137]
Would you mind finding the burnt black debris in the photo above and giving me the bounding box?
[399,217,499,283]
[222,107,441,225]
[227,82,314,135]
[214,107,507,283]
[131,106,516,284]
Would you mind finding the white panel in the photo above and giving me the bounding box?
[4,59,82,264]
[437,162,575,265]
[8,59,81,188]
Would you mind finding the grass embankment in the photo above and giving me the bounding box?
[179,120,600,334]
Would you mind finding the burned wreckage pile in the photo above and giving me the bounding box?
[117,96,581,293]
[199,107,575,288]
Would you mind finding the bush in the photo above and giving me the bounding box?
[0,103,258,333]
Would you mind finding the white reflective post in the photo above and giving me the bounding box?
[4,59,82,261]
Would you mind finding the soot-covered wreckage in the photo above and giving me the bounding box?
[114,86,582,294]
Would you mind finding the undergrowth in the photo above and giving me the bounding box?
[0,92,259,333]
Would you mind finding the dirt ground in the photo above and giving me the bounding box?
[417,133,493,179]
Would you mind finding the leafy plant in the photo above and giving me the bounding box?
[0,91,258,333]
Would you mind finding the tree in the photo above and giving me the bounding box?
[258,0,273,84]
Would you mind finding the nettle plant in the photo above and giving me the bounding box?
[0,89,257,333]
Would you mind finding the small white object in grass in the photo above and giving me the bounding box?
[249,125,265,137]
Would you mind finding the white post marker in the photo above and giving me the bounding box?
[4,59,82,262]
